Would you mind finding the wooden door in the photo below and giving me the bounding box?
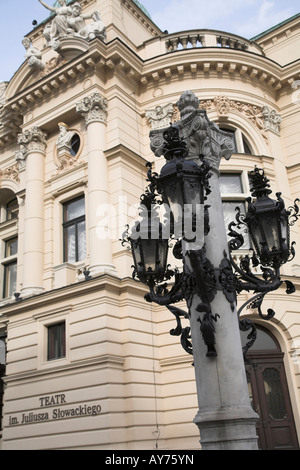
[246,352,299,450]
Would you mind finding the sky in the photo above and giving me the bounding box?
[0,0,299,82]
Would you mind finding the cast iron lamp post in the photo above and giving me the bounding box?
[122,91,300,450]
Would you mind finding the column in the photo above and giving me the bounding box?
[178,93,258,449]
[18,126,47,296]
[190,167,258,450]
[76,93,116,276]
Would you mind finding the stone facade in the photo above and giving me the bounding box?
[0,0,299,450]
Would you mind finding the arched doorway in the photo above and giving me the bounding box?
[241,325,299,450]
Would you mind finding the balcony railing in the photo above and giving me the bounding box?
[165,30,263,55]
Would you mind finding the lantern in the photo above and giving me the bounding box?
[122,190,170,287]
[158,125,211,243]
[244,167,291,268]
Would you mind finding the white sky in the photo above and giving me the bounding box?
[0,0,299,82]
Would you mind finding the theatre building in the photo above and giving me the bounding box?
[0,0,299,450]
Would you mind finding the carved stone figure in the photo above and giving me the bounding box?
[146,104,174,130]
[38,0,72,45]
[67,3,106,41]
[262,106,282,135]
[22,37,45,71]
[56,122,78,170]
[57,122,75,149]
[38,0,106,48]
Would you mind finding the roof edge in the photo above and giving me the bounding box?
[251,12,300,41]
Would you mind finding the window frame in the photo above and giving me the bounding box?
[219,126,253,155]
[62,195,86,263]
[6,198,19,221]
[220,171,252,250]
[36,310,70,369]
[1,237,18,299]
[47,321,66,361]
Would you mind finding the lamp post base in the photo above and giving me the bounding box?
[194,406,259,450]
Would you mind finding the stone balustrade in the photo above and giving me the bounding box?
[165,30,263,55]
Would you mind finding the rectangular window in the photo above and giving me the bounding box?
[63,196,86,263]
[47,322,66,361]
[219,174,243,194]
[2,237,18,298]
[3,262,17,298]
[6,198,19,221]
[220,173,251,250]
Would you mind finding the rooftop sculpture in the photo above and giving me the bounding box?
[38,0,106,49]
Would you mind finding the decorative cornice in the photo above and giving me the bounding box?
[172,96,270,142]
[76,92,108,125]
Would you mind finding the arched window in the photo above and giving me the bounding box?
[219,127,253,155]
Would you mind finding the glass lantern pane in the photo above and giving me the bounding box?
[164,179,184,225]
[141,239,157,271]
[280,218,289,245]
[261,215,280,250]
[131,238,142,267]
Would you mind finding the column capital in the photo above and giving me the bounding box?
[17,126,47,156]
[149,90,235,171]
[76,92,108,125]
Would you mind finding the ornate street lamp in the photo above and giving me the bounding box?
[223,166,300,355]
[121,90,300,450]
[244,167,292,268]
[122,169,173,288]
[122,125,300,359]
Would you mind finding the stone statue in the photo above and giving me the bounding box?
[57,122,75,149]
[146,104,174,130]
[56,122,77,170]
[22,37,45,71]
[38,0,106,47]
[67,3,106,41]
[38,0,73,45]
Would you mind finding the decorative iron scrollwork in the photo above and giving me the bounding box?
[224,174,300,358]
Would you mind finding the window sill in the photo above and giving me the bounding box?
[53,261,87,288]
[0,219,18,230]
